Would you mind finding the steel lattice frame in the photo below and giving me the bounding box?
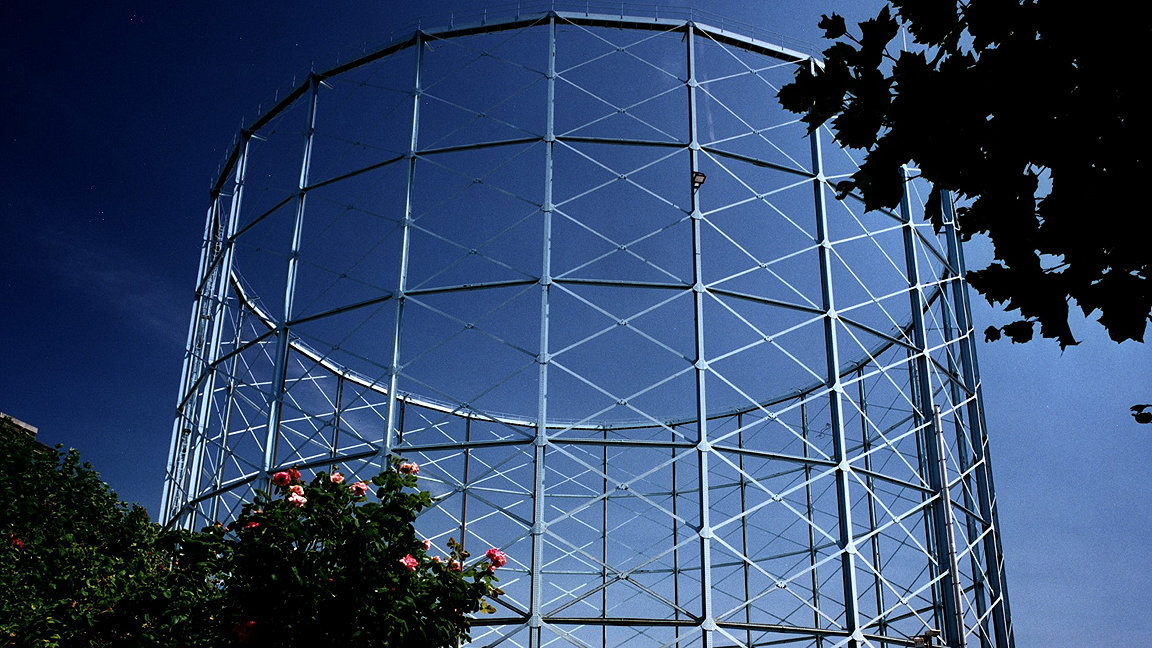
[163,9,1013,648]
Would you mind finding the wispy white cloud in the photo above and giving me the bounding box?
[34,230,191,346]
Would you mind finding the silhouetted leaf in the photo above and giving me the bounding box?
[818,13,847,39]
[780,1,1152,357]
[1001,320,1035,344]
[776,67,816,113]
[983,326,1001,342]
[833,180,856,201]
[926,186,945,233]
[891,0,960,45]
[857,6,900,66]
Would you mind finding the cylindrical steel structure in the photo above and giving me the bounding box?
[164,9,1013,648]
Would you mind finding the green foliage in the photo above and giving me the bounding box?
[2,417,503,646]
[779,1,1152,349]
[0,416,212,646]
[165,457,503,646]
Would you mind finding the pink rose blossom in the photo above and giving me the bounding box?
[330,471,345,484]
[448,560,461,572]
[486,548,507,568]
[289,484,304,496]
[399,462,419,475]
[288,467,301,481]
[287,493,307,507]
[423,539,432,550]
[349,481,369,497]
[243,521,260,530]
[271,471,291,486]
[399,554,418,571]
[432,556,441,563]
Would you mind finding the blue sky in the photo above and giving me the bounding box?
[2,2,1149,646]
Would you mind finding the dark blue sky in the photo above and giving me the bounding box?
[2,2,1148,646]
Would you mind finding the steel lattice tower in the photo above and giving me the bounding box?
[164,8,1013,648]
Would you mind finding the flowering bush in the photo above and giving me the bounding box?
[2,414,499,647]
[1,417,219,646]
[167,455,505,647]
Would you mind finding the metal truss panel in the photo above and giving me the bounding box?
[166,10,1013,648]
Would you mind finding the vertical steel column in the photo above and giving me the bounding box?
[261,77,320,486]
[397,399,406,445]
[937,239,990,648]
[163,199,219,524]
[672,428,682,645]
[331,374,344,469]
[909,344,940,634]
[164,133,251,526]
[809,60,861,647]
[212,307,247,523]
[529,16,557,647]
[601,430,608,648]
[933,406,968,648]
[461,417,471,551]
[801,402,823,648]
[899,167,962,647]
[942,195,1013,648]
[858,369,887,642]
[685,22,716,648]
[189,160,249,526]
[738,413,752,648]
[383,33,424,461]
[210,139,250,516]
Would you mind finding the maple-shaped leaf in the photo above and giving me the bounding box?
[818,13,848,39]
[857,6,900,66]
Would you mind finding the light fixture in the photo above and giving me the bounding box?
[912,629,941,647]
[691,171,706,190]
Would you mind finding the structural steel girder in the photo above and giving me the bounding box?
[164,8,1013,648]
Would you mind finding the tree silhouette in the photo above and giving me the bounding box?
[778,1,1151,351]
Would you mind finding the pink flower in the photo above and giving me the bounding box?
[423,539,432,550]
[287,493,307,507]
[485,548,507,568]
[330,471,345,484]
[289,484,304,496]
[288,467,301,481]
[399,462,419,475]
[349,481,369,497]
[432,556,442,563]
[448,560,461,572]
[271,471,291,486]
[243,521,260,530]
[399,554,418,571]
